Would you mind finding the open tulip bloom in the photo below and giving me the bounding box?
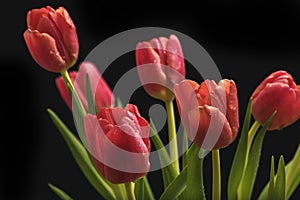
[24,5,300,200]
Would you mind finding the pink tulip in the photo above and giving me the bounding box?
[56,62,115,111]
[252,70,300,130]
[84,104,150,184]
[136,35,185,101]
[24,6,79,72]
[174,79,239,150]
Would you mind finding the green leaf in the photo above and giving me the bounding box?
[48,183,73,200]
[273,156,286,200]
[227,99,252,199]
[183,144,206,200]
[267,156,275,200]
[258,145,300,200]
[237,112,276,200]
[47,109,115,200]
[160,166,187,200]
[150,119,177,188]
[134,176,155,200]
[286,144,300,199]
[181,131,189,170]
[86,74,96,115]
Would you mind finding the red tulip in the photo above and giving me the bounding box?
[174,79,239,150]
[24,6,79,72]
[136,34,185,101]
[84,104,150,184]
[56,62,114,111]
[251,70,300,130]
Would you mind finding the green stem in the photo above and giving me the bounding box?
[125,182,136,200]
[61,70,75,90]
[165,100,180,175]
[111,184,128,200]
[212,150,221,200]
[60,70,86,116]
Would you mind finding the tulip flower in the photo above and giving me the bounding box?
[24,6,79,72]
[136,34,185,101]
[56,62,114,111]
[174,79,239,150]
[84,104,150,184]
[251,70,300,130]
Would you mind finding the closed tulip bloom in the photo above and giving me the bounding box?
[251,70,300,130]
[136,34,185,101]
[24,6,79,72]
[56,62,114,111]
[84,104,150,184]
[174,79,239,150]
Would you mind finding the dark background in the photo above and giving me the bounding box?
[1,0,300,199]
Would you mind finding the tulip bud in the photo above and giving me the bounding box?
[136,34,185,101]
[174,79,239,150]
[84,104,150,184]
[56,62,114,111]
[24,6,79,72]
[251,70,300,130]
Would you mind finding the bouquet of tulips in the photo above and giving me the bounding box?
[23,5,300,200]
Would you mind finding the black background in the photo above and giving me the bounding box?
[1,0,300,199]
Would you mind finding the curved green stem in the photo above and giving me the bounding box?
[61,70,75,90]
[125,182,136,200]
[212,149,221,200]
[165,100,180,175]
[61,70,86,116]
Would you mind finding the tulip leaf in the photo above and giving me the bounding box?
[181,131,189,170]
[267,156,275,200]
[86,74,96,115]
[150,119,177,188]
[286,144,300,199]
[47,109,116,200]
[183,144,206,200]
[159,166,187,200]
[134,176,155,200]
[259,144,300,200]
[273,156,286,200]
[237,111,276,200]
[227,99,252,199]
[48,183,73,200]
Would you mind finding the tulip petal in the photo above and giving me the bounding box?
[27,7,50,29]
[165,35,185,76]
[97,107,125,126]
[252,82,297,130]
[136,42,170,99]
[174,80,200,127]
[125,104,150,151]
[49,8,79,65]
[24,30,66,72]
[219,79,239,136]
[188,105,234,150]
[252,70,296,99]
[150,38,166,64]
